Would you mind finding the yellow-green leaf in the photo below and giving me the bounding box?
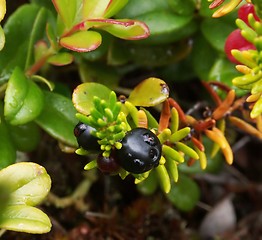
[0,205,51,233]
[128,77,169,106]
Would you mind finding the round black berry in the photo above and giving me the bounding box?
[116,128,161,174]
[74,122,100,152]
[97,151,121,174]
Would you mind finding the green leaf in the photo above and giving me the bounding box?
[35,91,78,147]
[201,18,235,52]
[78,61,120,89]
[103,0,129,18]
[208,57,248,96]
[137,171,158,195]
[46,23,59,50]
[0,25,5,51]
[72,82,111,115]
[82,0,111,19]
[34,40,49,63]
[60,31,102,52]
[0,162,51,206]
[84,19,150,40]
[135,11,196,44]
[128,78,169,107]
[116,0,169,18]
[192,34,218,80]
[0,4,42,80]
[0,101,16,170]
[169,0,196,16]
[78,31,113,61]
[0,205,51,233]
[25,7,48,71]
[47,52,74,66]
[9,122,40,152]
[4,67,44,125]
[167,174,200,211]
[128,40,192,67]
[52,0,79,29]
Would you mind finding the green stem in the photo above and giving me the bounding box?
[45,171,97,211]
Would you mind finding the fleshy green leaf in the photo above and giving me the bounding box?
[103,0,129,18]
[86,19,150,40]
[0,25,5,51]
[0,4,42,81]
[35,91,78,147]
[47,52,73,66]
[134,10,194,44]
[4,67,44,125]
[208,57,247,96]
[24,7,48,71]
[0,162,51,206]
[46,23,59,50]
[128,78,169,107]
[137,171,158,195]
[0,102,16,170]
[78,61,119,88]
[127,40,192,67]
[34,40,49,63]
[0,205,51,233]
[201,18,235,52]
[192,34,218,80]
[72,82,111,115]
[60,31,102,52]
[52,0,80,29]
[9,122,40,152]
[82,0,111,19]
[167,174,200,211]
[116,0,169,18]
[169,0,197,16]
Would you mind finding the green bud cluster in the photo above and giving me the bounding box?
[76,91,129,157]
[232,14,262,118]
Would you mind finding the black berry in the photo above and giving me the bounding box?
[97,151,121,174]
[74,122,100,152]
[116,128,161,174]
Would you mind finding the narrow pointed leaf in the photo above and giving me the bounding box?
[4,67,44,125]
[60,31,101,52]
[0,205,51,233]
[47,52,73,66]
[0,162,51,206]
[128,78,169,106]
[72,82,111,115]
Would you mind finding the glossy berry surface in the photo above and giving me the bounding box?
[225,29,256,64]
[116,128,162,174]
[74,122,100,151]
[238,4,259,26]
[97,151,121,173]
